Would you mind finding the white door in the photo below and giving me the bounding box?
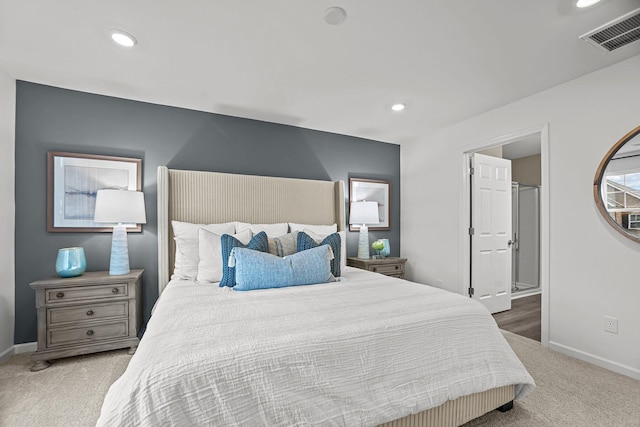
[470,153,512,313]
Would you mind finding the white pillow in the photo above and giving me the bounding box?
[235,222,289,238]
[288,223,337,235]
[171,221,235,280]
[302,228,347,272]
[197,228,251,283]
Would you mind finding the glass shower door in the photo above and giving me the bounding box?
[512,183,540,294]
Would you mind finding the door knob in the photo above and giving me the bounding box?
[507,240,514,246]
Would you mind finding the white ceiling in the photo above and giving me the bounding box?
[1,0,639,145]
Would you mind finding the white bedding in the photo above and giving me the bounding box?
[97,267,534,426]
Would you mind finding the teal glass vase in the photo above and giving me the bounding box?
[380,239,391,257]
[56,247,87,278]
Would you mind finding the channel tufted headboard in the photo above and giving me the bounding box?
[157,167,346,294]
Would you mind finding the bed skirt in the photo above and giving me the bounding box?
[378,385,514,427]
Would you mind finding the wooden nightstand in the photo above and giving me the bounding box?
[347,257,407,279]
[29,269,143,371]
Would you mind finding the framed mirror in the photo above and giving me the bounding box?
[594,125,640,243]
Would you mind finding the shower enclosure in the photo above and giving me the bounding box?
[511,183,540,295]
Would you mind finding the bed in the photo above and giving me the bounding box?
[96,167,534,426]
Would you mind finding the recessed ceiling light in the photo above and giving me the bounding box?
[576,0,601,8]
[391,103,406,112]
[109,29,137,47]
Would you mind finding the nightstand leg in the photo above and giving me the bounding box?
[127,346,137,355]
[31,360,51,372]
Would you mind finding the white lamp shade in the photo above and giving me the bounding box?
[349,201,379,225]
[94,190,147,224]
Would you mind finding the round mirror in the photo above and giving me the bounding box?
[594,125,640,243]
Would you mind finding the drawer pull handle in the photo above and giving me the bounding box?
[56,292,64,298]
[112,288,119,294]
[86,310,94,316]
[86,330,94,336]
[395,265,399,270]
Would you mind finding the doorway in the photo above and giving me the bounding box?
[461,124,549,347]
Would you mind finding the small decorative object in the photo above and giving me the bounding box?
[372,239,390,258]
[349,201,379,259]
[55,247,87,277]
[94,189,147,275]
[372,240,385,258]
[380,239,390,257]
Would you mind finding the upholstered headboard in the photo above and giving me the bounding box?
[157,167,346,294]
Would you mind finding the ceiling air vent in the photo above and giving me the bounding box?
[579,7,640,52]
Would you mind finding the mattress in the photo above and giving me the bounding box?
[97,267,534,426]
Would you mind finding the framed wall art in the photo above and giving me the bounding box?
[47,151,142,232]
[349,178,391,231]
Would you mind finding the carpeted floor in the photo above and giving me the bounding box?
[0,349,131,427]
[1,331,639,426]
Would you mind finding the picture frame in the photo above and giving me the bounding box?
[47,151,142,233]
[349,178,391,231]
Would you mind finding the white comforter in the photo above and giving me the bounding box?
[97,268,534,426]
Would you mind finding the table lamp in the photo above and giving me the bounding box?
[349,201,379,259]
[94,189,146,275]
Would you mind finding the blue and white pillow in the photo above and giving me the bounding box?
[220,231,269,287]
[232,245,335,291]
[297,231,341,277]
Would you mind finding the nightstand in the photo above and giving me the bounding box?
[347,257,407,279]
[29,269,143,372]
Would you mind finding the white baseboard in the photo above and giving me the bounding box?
[0,342,37,363]
[14,342,37,354]
[0,345,13,363]
[548,341,640,380]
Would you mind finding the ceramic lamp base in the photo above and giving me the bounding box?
[357,224,370,259]
[109,224,130,275]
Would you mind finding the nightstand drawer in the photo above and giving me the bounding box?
[368,263,404,275]
[47,301,128,327]
[47,320,129,348]
[45,283,128,304]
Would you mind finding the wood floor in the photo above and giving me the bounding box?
[492,294,541,342]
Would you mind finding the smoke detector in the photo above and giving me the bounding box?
[324,7,347,25]
[579,7,640,52]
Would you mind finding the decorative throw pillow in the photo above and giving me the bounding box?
[302,229,347,272]
[219,231,269,287]
[196,228,251,283]
[297,231,342,277]
[267,238,279,256]
[273,232,299,257]
[288,223,345,271]
[171,220,236,280]
[233,245,335,291]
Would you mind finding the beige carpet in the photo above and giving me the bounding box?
[0,349,131,427]
[1,332,639,426]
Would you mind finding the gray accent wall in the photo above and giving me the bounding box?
[14,81,401,344]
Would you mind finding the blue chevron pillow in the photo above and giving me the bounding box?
[220,231,269,287]
[297,231,341,277]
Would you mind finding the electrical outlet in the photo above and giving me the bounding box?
[603,316,618,334]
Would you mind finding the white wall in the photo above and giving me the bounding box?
[0,67,16,360]
[402,55,640,378]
